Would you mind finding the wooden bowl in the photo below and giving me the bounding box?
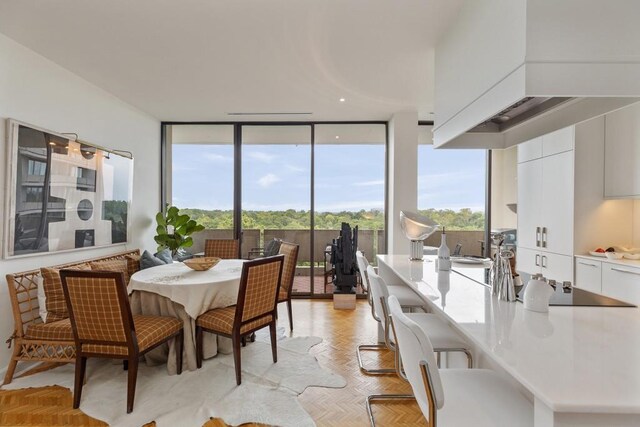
[183,257,221,271]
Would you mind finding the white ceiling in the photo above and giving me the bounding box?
[0,0,462,122]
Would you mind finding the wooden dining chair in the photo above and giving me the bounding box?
[204,238,240,259]
[195,255,284,385]
[276,242,299,331]
[60,270,184,414]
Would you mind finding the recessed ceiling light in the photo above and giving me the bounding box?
[48,142,56,146]
[339,98,345,102]
[335,135,340,139]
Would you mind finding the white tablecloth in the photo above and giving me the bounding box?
[129,260,245,374]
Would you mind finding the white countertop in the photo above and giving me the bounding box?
[378,254,640,414]
[576,253,640,268]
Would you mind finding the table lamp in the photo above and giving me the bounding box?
[399,211,439,260]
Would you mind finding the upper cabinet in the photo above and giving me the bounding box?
[604,103,640,198]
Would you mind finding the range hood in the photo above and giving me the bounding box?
[433,0,640,149]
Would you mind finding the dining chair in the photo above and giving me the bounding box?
[367,266,472,373]
[276,242,299,331]
[204,238,240,259]
[195,255,284,385]
[355,251,429,375]
[59,270,184,414]
[381,295,533,427]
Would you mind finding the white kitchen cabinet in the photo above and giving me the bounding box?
[602,263,640,305]
[540,150,574,255]
[604,102,640,198]
[517,248,573,283]
[575,258,602,293]
[516,160,543,250]
[517,142,574,254]
[517,137,542,163]
[541,126,574,157]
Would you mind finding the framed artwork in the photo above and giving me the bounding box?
[3,119,134,258]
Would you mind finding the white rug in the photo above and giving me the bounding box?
[2,332,345,427]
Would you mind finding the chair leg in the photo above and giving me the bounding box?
[73,356,87,409]
[356,344,396,375]
[175,330,184,375]
[269,322,278,363]
[126,356,139,414]
[250,332,256,342]
[286,299,293,331]
[232,335,242,385]
[366,394,415,427]
[123,360,128,371]
[195,326,203,369]
[3,357,19,385]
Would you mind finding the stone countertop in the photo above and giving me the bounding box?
[377,254,640,416]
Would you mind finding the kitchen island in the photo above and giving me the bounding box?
[378,254,640,427]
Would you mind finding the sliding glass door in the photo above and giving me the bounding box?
[241,126,312,295]
[164,122,387,296]
[314,124,386,295]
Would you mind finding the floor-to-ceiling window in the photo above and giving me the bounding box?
[168,124,236,255]
[417,125,487,256]
[314,124,386,295]
[241,125,312,295]
[163,122,388,296]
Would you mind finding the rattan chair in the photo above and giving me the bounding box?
[195,255,284,385]
[204,238,240,259]
[60,270,184,414]
[276,242,299,331]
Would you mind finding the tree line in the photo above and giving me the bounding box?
[180,208,484,231]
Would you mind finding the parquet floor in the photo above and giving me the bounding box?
[0,300,425,426]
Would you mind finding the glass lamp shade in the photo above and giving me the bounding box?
[399,211,439,241]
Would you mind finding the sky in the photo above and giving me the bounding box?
[172,143,485,212]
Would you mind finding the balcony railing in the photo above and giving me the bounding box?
[189,228,484,294]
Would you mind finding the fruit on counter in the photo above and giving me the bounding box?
[594,248,605,253]
[606,247,616,252]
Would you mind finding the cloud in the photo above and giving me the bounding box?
[204,153,232,163]
[257,173,281,188]
[352,179,384,187]
[285,164,306,173]
[248,151,276,163]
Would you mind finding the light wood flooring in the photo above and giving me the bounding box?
[0,300,425,426]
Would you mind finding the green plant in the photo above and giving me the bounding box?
[154,205,205,255]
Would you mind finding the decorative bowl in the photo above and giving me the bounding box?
[605,252,624,260]
[183,257,221,271]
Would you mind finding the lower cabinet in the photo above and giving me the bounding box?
[516,248,573,283]
[575,258,602,293]
[602,263,640,305]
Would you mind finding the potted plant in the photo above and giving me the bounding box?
[154,205,205,259]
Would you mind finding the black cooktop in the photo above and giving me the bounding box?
[453,267,636,307]
[516,281,636,307]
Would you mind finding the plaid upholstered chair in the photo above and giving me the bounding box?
[204,238,240,259]
[59,270,184,413]
[276,242,299,331]
[195,255,284,385]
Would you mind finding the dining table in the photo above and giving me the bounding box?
[129,259,245,374]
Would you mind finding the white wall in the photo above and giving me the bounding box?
[387,112,418,254]
[491,146,518,230]
[0,34,160,373]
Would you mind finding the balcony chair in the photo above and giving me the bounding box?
[355,251,429,375]
[204,238,240,259]
[59,270,183,414]
[276,242,299,331]
[247,238,282,260]
[195,255,284,385]
[377,295,533,427]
